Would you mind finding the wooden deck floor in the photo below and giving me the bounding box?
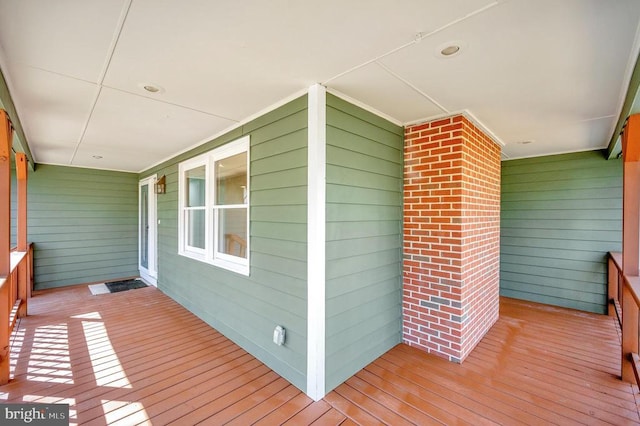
[0,285,637,425]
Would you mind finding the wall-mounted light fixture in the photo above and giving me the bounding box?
[155,175,166,194]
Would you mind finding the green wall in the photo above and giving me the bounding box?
[140,92,404,395]
[142,95,309,392]
[13,165,139,289]
[325,94,404,391]
[501,151,622,313]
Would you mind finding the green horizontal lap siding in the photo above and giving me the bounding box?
[17,165,139,289]
[325,93,403,392]
[501,151,622,313]
[141,95,308,392]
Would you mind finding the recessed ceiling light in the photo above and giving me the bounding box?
[516,140,534,145]
[92,155,103,159]
[440,45,460,56]
[435,41,466,59]
[138,83,165,94]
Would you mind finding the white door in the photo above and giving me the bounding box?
[139,176,158,286]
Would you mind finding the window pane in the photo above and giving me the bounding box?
[186,166,206,207]
[216,152,247,205]
[218,208,247,258]
[187,209,205,249]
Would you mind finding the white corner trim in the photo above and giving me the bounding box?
[306,83,326,401]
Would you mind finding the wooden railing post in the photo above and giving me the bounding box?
[607,253,623,324]
[0,278,8,384]
[0,112,10,280]
[623,279,640,382]
[0,110,13,384]
[619,269,624,311]
[16,153,27,317]
[622,113,640,383]
[27,245,33,299]
[609,256,618,317]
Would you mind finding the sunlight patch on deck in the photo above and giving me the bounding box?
[27,324,73,384]
[22,395,77,425]
[9,327,25,379]
[70,311,102,320]
[81,321,131,388]
[101,400,150,425]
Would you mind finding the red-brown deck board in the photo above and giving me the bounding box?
[0,285,636,425]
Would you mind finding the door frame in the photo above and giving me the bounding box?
[139,175,158,286]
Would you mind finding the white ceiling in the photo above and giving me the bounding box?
[0,0,639,172]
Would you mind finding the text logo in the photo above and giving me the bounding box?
[0,404,68,425]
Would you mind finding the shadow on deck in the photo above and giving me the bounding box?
[0,285,637,425]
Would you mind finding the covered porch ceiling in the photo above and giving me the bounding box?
[0,0,639,172]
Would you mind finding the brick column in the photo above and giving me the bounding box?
[403,114,501,362]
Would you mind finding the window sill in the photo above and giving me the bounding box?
[178,250,250,276]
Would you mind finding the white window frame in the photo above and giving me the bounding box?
[178,135,250,275]
[179,157,208,258]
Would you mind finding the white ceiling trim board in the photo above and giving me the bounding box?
[404,109,505,149]
[411,0,501,44]
[326,88,403,127]
[69,0,132,165]
[139,87,309,173]
[0,45,24,141]
[375,61,449,115]
[36,160,137,174]
[0,41,8,77]
[607,18,640,144]
[502,146,611,162]
[102,85,237,121]
[459,109,505,148]
[329,89,505,150]
[10,64,97,85]
[577,114,617,123]
[96,0,133,85]
[0,45,19,109]
[322,1,500,86]
[69,85,102,165]
[0,48,36,168]
[228,86,310,125]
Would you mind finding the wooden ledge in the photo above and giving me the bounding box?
[610,251,622,270]
[10,251,26,272]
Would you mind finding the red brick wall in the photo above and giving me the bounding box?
[403,114,501,362]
